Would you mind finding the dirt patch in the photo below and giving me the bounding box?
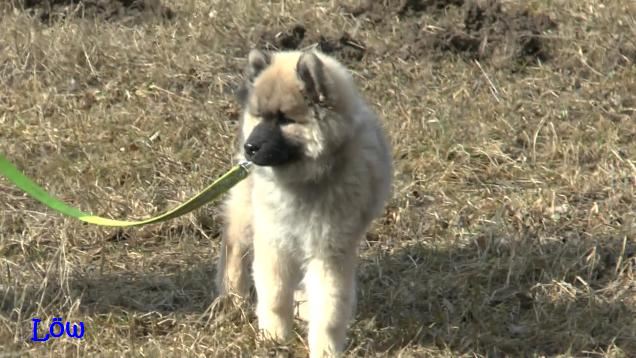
[256,24,307,51]
[254,24,366,63]
[405,0,557,65]
[343,0,464,21]
[17,0,175,23]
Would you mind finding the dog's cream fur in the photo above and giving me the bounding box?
[216,48,393,357]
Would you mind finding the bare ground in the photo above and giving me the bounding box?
[0,0,635,356]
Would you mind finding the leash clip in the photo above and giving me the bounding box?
[238,160,253,172]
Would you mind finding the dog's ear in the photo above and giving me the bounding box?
[236,49,271,106]
[246,48,271,84]
[296,51,330,105]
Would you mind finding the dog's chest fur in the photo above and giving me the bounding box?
[250,165,371,258]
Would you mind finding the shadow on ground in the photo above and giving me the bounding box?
[2,225,633,355]
[350,235,635,356]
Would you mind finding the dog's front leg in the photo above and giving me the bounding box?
[252,233,300,343]
[305,253,358,358]
[216,179,253,298]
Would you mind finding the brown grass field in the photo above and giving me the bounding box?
[1,0,635,356]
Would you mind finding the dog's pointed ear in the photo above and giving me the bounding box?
[236,49,271,106]
[246,49,271,83]
[296,51,329,104]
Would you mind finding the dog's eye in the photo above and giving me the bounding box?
[277,111,296,125]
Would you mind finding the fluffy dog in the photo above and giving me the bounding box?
[216,48,393,357]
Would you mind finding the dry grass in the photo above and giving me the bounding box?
[1,0,635,356]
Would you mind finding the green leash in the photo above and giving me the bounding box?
[0,153,251,227]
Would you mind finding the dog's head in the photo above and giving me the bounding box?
[236,49,356,179]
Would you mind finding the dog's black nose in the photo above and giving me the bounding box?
[244,142,260,157]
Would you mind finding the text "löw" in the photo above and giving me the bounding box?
[31,318,85,342]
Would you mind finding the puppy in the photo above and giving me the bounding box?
[216,48,393,357]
